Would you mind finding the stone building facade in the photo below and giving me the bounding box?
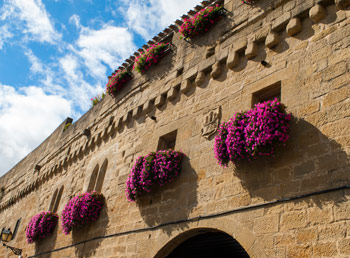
[0,0,350,257]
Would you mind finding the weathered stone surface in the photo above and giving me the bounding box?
[195,71,206,86]
[309,4,326,23]
[245,42,258,59]
[286,18,302,36]
[335,0,350,9]
[1,1,350,258]
[265,32,280,49]
[227,49,239,69]
[211,62,222,79]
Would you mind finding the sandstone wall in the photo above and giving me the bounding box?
[0,0,350,257]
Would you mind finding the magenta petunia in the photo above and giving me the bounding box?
[26,211,58,244]
[214,98,291,166]
[133,43,170,74]
[106,71,133,98]
[61,191,104,235]
[180,4,223,40]
[126,150,184,202]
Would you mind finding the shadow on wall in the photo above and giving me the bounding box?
[72,202,109,258]
[233,118,350,204]
[137,156,198,236]
[34,223,59,258]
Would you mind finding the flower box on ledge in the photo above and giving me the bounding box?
[133,43,172,74]
[106,70,133,98]
[61,191,104,235]
[180,4,225,41]
[26,211,58,244]
[214,98,291,167]
[126,150,184,202]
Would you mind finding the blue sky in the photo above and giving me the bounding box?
[0,0,201,176]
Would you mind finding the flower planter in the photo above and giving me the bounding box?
[106,71,133,98]
[133,43,171,74]
[126,150,184,202]
[180,4,225,40]
[214,98,291,166]
[26,211,58,244]
[61,191,104,235]
[91,93,105,106]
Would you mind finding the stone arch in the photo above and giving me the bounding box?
[151,218,267,258]
[154,228,249,258]
[95,159,108,192]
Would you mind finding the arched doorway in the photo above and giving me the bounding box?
[156,229,250,258]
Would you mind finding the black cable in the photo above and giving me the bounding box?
[28,185,350,257]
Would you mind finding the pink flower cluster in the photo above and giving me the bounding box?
[133,43,169,74]
[91,92,105,106]
[61,191,104,235]
[126,150,184,202]
[214,98,291,166]
[180,4,223,40]
[26,211,58,244]
[106,70,133,98]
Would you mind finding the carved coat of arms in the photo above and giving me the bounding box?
[201,107,221,139]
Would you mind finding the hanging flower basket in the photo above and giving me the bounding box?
[133,43,171,74]
[106,70,133,98]
[61,191,104,235]
[26,211,58,244]
[214,98,291,167]
[126,150,184,202]
[180,4,225,40]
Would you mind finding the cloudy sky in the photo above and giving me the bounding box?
[0,0,201,176]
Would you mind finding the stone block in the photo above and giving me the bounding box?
[143,100,153,114]
[195,71,206,87]
[265,32,280,49]
[183,66,198,80]
[155,95,165,108]
[272,11,291,32]
[253,214,279,233]
[286,18,302,36]
[245,42,258,59]
[335,0,350,9]
[313,242,338,257]
[309,4,326,23]
[281,211,307,230]
[227,49,239,69]
[199,55,216,72]
[180,79,193,93]
[167,87,178,101]
[211,62,222,79]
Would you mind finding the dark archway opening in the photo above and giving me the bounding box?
[166,232,250,258]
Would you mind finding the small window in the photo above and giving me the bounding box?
[157,130,177,151]
[252,82,281,107]
[95,159,108,192]
[49,186,64,213]
[53,186,64,212]
[87,164,99,192]
[87,160,108,193]
[12,218,21,240]
[49,189,58,211]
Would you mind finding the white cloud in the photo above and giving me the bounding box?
[0,84,72,176]
[0,25,13,49]
[120,0,202,40]
[76,24,135,79]
[1,0,61,44]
